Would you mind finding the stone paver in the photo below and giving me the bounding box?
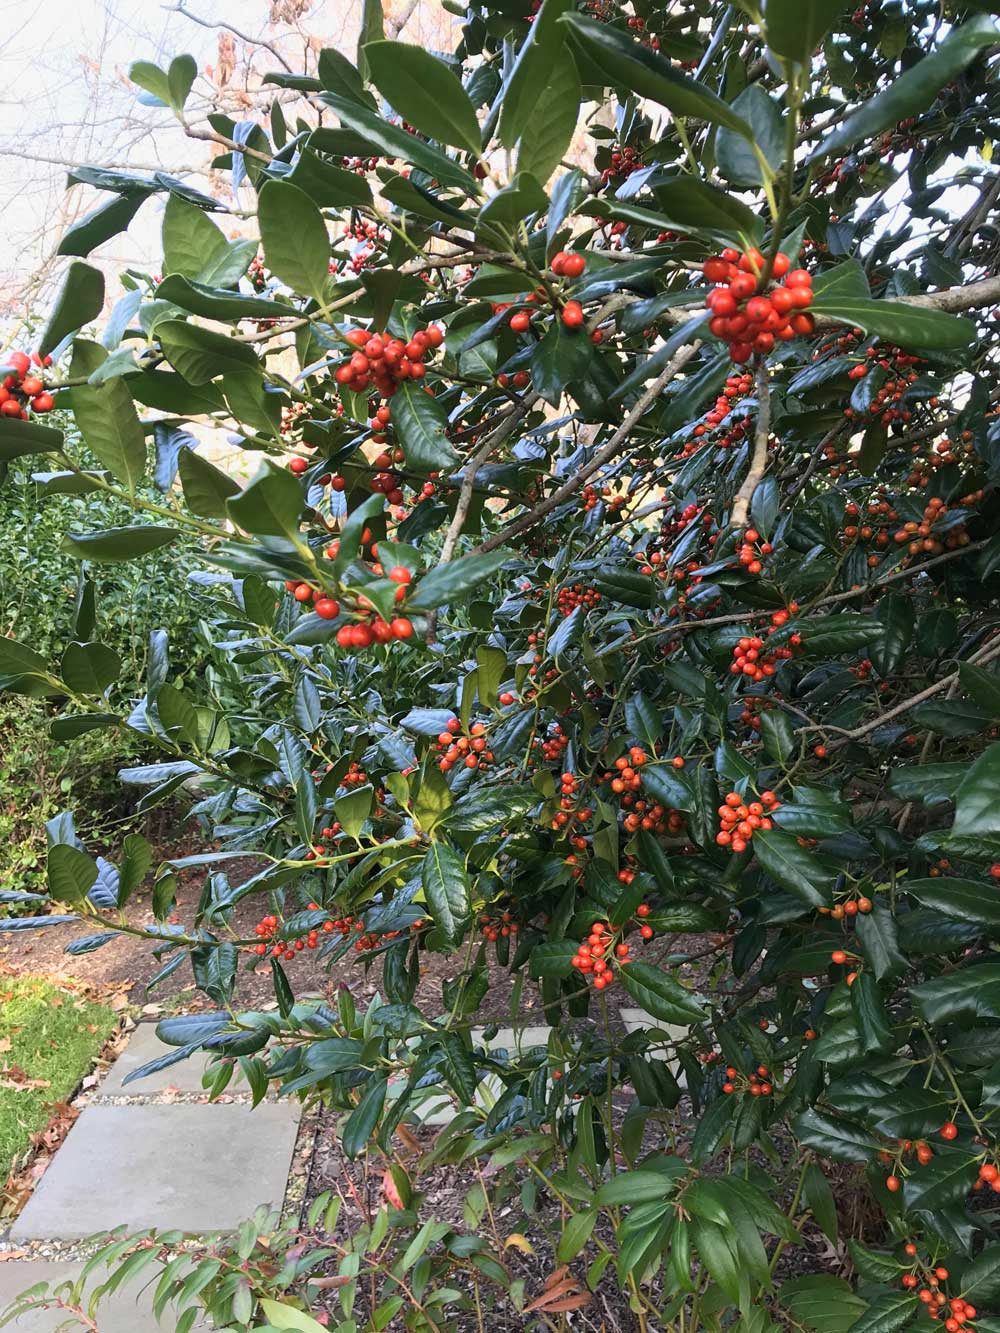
[0,1259,211,1331]
[11,1102,300,1241]
[100,1023,215,1095]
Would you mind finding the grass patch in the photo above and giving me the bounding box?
[0,976,117,1179]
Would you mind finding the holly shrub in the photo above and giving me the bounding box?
[5,0,1000,1328]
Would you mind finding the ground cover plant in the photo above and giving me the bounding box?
[4,0,1000,1327]
[0,976,116,1182]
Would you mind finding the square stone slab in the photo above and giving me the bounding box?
[0,1259,211,1331]
[11,1102,300,1241]
[100,1023,216,1096]
[620,1008,688,1079]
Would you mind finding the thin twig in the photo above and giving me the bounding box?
[475,340,702,554]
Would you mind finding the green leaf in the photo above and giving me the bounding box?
[335,785,374,842]
[357,0,384,79]
[760,710,794,764]
[780,1275,866,1333]
[167,54,197,110]
[959,1243,1000,1303]
[499,0,575,148]
[517,53,580,186]
[341,1076,388,1159]
[118,833,153,906]
[802,1164,838,1244]
[850,972,892,1053]
[792,1108,880,1162]
[162,195,254,287]
[764,0,850,64]
[953,742,1000,838]
[752,827,834,908]
[322,93,477,194]
[364,41,481,155]
[40,262,105,357]
[557,1208,598,1262]
[260,1299,333,1333]
[855,903,907,981]
[287,146,373,208]
[157,321,260,384]
[870,595,914,678]
[47,842,98,904]
[227,462,302,538]
[437,1030,479,1103]
[0,419,64,461]
[906,877,1000,927]
[69,340,146,490]
[154,276,287,323]
[390,381,458,472]
[810,295,974,353]
[618,960,705,1024]
[811,16,998,162]
[594,1164,685,1206]
[475,646,506,710]
[422,843,470,946]
[177,448,240,520]
[561,14,754,140]
[479,172,549,227]
[63,526,178,562]
[61,641,121,695]
[129,59,171,106]
[408,551,509,611]
[58,193,147,258]
[258,180,330,304]
[959,663,1000,717]
[530,316,593,407]
[910,959,1000,1025]
[716,86,784,187]
[845,1290,920,1333]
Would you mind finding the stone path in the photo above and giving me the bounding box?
[0,1008,675,1324]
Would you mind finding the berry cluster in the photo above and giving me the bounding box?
[479,910,519,942]
[534,721,569,763]
[437,720,494,773]
[251,907,333,960]
[722,1063,774,1096]
[716,790,780,852]
[600,144,644,186]
[557,583,601,616]
[893,496,973,560]
[734,527,773,576]
[333,325,444,397]
[818,893,873,919]
[730,631,798,683]
[703,249,815,361]
[551,771,593,841]
[1,351,54,417]
[335,615,414,648]
[570,910,653,991]
[284,579,341,620]
[549,250,587,279]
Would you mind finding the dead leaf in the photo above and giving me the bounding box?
[0,1038,12,1055]
[504,1233,535,1255]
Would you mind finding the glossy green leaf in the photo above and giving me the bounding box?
[390,381,458,472]
[517,53,580,186]
[69,340,146,490]
[40,262,105,357]
[364,41,481,155]
[764,0,850,64]
[618,960,705,1024]
[257,180,330,304]
[47,842,98,904]
[63,526,178,562]
[752,827,834,908]
[562,14,754,139]
[322,93,477,194]
[422,842,470,946]
[953,742,1000,838]
[716,86,784,187]
[177,447,240,520]
[157,321,261,384]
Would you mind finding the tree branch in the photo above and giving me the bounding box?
[730,361,771,528]
[475,340,702,554]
